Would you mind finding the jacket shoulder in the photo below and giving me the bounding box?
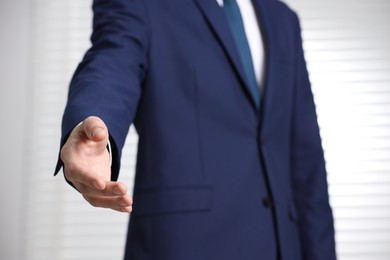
[266,0,301,32]
[268,0,297,15]
[266,0,299,26]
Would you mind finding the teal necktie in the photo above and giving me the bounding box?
[223,0,260,107]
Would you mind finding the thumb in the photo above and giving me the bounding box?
[81,116,109,143]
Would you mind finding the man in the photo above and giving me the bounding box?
[56,0,337,259]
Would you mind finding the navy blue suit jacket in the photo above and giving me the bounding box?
[56,0,337,259]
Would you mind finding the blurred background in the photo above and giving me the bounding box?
[1,0,389,259]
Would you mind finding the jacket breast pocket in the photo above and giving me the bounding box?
[131,185,214,217]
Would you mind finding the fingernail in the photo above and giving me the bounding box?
[113,187,122,196]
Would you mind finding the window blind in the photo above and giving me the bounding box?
[24,1,135,259]
[24,0,390,259]
[284,1,390,259]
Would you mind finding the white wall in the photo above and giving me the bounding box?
[0,0,30,259]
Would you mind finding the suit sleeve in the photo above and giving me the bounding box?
[54,0,150,180]
[290,13,337,260]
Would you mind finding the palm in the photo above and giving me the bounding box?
[75,130,110,181]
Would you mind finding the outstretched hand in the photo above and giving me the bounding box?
[60,116,132,213]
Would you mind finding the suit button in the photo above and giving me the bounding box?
[262,196,274,208]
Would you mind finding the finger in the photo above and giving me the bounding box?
[109,206,132,213]
[75,180,128,197]
[83,194,133,211]
[82,116,108,143]
[117,206,132,213]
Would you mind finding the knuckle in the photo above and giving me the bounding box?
[63,168,74,182]
[60,145,71,163]
[84,195,98,207]
[82,195,91,203]
[63,163,78,181]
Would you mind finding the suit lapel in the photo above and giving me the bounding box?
[193,0,258,110]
